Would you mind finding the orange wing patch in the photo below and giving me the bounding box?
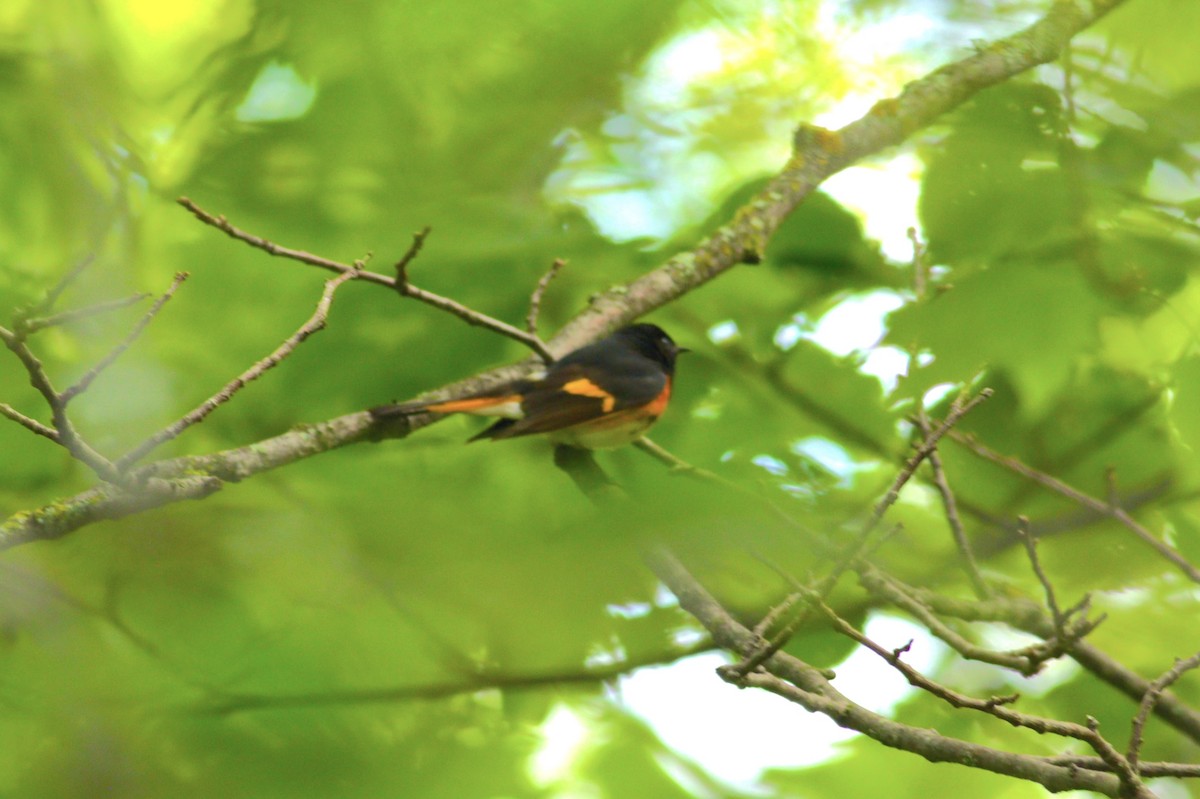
[561,378,616,413]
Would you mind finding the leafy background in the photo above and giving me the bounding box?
[3,0,1200,796]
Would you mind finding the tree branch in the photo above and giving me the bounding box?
[915,410,990,598]
[19,292,153,334]
[645,547,1125,796]
[178,197,557,362]
[2,0,1128,545]
[115,266,360,470]
[1127,651,1200,770]
[951,432,1200,584]
[526,257,567,337]
[199,637,711,715]
[60,272,189,404]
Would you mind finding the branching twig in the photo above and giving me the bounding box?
[872,389,992,533]
[645,547,1129,796]
[61,272,189,404]
[526,257,567,337]
[804,586,1145,782]
[0,325,119,481]
[1046,755,1200,779]
[176,197,392,284]
[951,432,1200,584]
[178,197,557,362]
[883,574,1200,744]
[1128,650,1200,770]
[722,390,992,679]
[857,566,1088,676]
[1016,515,1066,631]
[116,267,361,470]
[916,410,990,598]
[398,280,557,361]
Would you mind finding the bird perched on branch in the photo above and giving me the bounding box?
[370,323,686,449]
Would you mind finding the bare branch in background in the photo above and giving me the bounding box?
[178,197,556,362]
[20,292,153,335]
[526,257,567,338]
[916,409,990,598]
[61,272,189,403]
[951,432,1200,584]
[392,226,431,286]
[116,266,361,470]
[1128,651,1200,770]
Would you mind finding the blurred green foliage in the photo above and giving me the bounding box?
[3,0,1200,796]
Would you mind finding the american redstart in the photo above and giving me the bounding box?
[370,323,686,449]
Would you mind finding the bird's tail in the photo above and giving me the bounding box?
[370,393,523,420]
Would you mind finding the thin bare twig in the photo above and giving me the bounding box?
[526,257,567,336]
[805,586,1133,765]
[116,267,361,470]
[36,253,96,314]
[393,226,432,286]
[1016,515,1066,630]
[20,292,153,335]
[857,566,1087,676]
[1046,755,1200,779]
[872,389,993,532]
[0,324,118,480]
[752,592,805,638]
[177,197,393,284]
[1128,650,1200,770]
[0,403,59,442]
[646,547,1128,796]
[202,635,712,715]
[886,574,1200,744]
[402,282,556,361]
[951,432,1200,584]
[179,197,557,362]
[61,272,189,403]
[724,389,993,679]
[1084,716,1154,799]
[916,410,990,598]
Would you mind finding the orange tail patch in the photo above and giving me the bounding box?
[424,395,523,417]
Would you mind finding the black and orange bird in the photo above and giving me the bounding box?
[369,323,686,449]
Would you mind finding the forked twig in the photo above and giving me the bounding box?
[178,197,556,362]
[116,267,361,470]
[916,410,990,598]
[951,432,1200,584]
[722,389,993,679]
[1016,516,1065,630]
[61,273,189,403]
[1128,651,1200,770]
